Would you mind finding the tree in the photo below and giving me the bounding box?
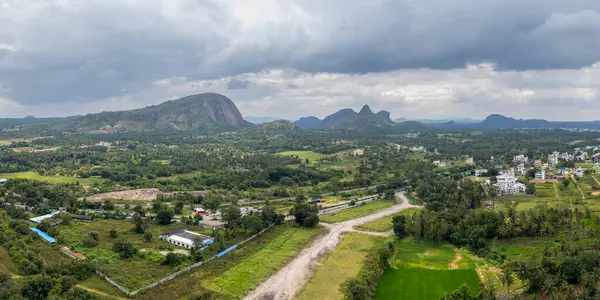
[291,202,319,228]
[144,231,153,242]
[341,278,369,300]
[303,215,319,228]
[112,240,136,259]
[190,238,205,263]
[22,275,54,300]
[0,272,20,300]
[500,264,515,294]
[392,215,407,238]
[82,237,98,248]
[89,231,99,241]
[156,208,174,225]
[132,213,148,234]
[162,253,184,267]
[59,287,98,300]
[222,206,242,227]
[243,215,264,234]
[109,227,118,239]
[174,201,184,214]
[261,205,278,225]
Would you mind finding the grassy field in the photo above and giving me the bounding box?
[374,238,486,300]
[0,171,104,186]
[353,208,421,232]
[577,163,596,169]
[298,233,381,300]
[134,225,318,299]
[0,248,19,277]
[56,219,215,290]
[202,226,324,298]
[78,275,128,300]
[375,268,480,300]
[320,200,396,223]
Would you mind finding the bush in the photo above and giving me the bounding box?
[112,240,137,259]
[82,237,98,248]
[144,231,153,242]
[162,253,185,267]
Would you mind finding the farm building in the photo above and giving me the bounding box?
[29,212,58,224]
[159,228,213,249]
[72,215,92,222]
[199,219,227,230]
[30,227,56,243]
[61,247,86,260]
[193,208,207,215]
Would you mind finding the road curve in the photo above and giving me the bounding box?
[244,192,420,300]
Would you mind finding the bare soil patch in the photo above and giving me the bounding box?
[83,188,205,202]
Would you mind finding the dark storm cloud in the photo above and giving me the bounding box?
[1,0,600,108]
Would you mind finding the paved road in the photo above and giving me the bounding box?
[244,192,420,300]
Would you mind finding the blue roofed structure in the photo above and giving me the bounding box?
[29,227,56,243]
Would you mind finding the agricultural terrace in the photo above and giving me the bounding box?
[0,171,104,186]
[375,238,495,300]
[298,233,381,300]
[320,200,396,223]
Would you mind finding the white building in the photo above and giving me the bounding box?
[474,169,488,177]
[495,170,527,196]
[513,155,529,164]
[535,170,546,180]
[575,168,584,177]
[516,163,527,175]
[159,228,213,249]
[0,178,6,184]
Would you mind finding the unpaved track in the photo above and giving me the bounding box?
[245,192,419,300]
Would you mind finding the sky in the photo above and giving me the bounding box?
[1,0,600,121]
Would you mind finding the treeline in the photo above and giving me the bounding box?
[341,239,395,300]
[0,212,98,300]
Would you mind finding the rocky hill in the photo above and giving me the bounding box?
[52,93,249,134]
[319,105,394,129]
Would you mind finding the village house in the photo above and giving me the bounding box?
[575,168,584,177]
[0,178,6,184]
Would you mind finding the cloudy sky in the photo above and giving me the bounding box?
[2,0,600,121]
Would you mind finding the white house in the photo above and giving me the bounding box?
[516,163,527,175]
[0,178,6,184]
[575,168,584,177]
[535,170,546,180]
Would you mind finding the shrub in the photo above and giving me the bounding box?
[82,237,98,248]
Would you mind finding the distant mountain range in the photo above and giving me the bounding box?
[3,93,600,136]
[393,117,481,124]
[294,105,395,130]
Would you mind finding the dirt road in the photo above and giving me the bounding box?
[244,192,419,300]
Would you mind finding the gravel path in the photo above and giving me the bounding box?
[244,192,420,300]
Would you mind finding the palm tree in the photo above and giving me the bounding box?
[500,264,515,294]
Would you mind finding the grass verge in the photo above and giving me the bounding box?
[0,171,104,185]
[353,208,421,232]
[202,225,324,298]
[320,200,396,223]
[298,233,381,300]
